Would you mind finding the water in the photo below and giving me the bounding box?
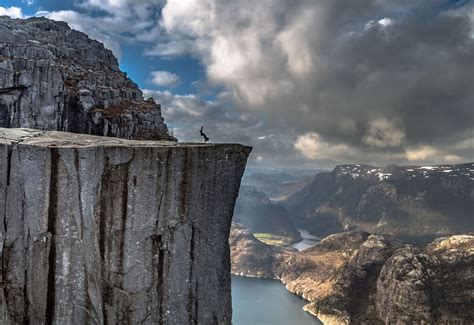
[291,228,320,251]
[231,275,322,325]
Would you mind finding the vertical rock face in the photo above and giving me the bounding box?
[0,128,251,324]
[0,17,174,141]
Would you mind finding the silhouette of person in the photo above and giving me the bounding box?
[200,126,210,142]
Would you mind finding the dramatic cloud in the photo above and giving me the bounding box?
[149,71,181,87]
[0,7,24,18]
[38,0,165,58]
[295,133,355,161]
[406,146,439,161]
[155,0,474,167]
[35,0,474,168]
[363,118,405,148]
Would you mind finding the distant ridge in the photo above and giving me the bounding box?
[286,162,474,243]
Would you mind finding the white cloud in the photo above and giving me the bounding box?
[0,7,23,19]
[276,9,317,78]
[150,71,181,87]
[363,118,405,148]
[143,89,212,119]
[295,132,322,159]
[379,17,393,27]
[294,132,355,161]
[159,0,320,105]
[365,17,393,31]
[406,146,438,161]
[145,40,189,57]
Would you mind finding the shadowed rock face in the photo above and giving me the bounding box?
[234,186,301,241]
[0,128,251,324]
[0,17,174,141]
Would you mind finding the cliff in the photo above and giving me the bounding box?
[230,225,474,324]
[0,16,174,141]
[287,163,474,242]
[0,128,251,324]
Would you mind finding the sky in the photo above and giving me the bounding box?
[1,0,473,169]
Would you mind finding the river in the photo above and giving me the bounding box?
[231,276,322,325]
[291,228,321,251]
[231,228,322,324]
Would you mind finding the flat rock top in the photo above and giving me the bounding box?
[0,128,251,150]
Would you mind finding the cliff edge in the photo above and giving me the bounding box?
[0,128,251,324]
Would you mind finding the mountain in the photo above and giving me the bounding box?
[0,16,173,140]
[230,224,474,324]
[241,172,315,200]
[234,185,301,242]
[287,163,474,243]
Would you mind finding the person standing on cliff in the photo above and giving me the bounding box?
[200,126,210,142]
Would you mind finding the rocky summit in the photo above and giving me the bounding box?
[0,16,174,140]
[230,225,474,324]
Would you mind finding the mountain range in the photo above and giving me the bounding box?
[286,163,474,243]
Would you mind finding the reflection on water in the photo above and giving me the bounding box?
[291,228,320,251]
[231,275,322,325]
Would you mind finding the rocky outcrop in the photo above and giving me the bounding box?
[0,17,174,141]
[230,225,474,324]
[0,128,251,324]
[229,223,293,279]
[234,186,301,242]
[287,163,474,242]
[376,235,474,324]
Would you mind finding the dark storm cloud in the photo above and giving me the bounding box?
[26,0,474,167]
